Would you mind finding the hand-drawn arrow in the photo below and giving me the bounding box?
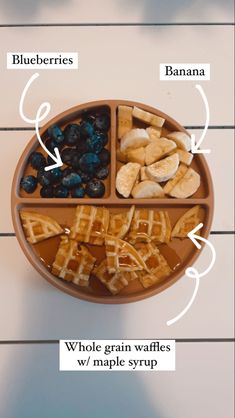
[19,72,63,171]
[167,223,216,326]
[191,84,211,154]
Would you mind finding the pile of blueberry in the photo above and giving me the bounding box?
[20,111,111,198]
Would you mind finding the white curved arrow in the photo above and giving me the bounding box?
[19,72,63,171]
[191,84,211,154]
[167,223,216,326]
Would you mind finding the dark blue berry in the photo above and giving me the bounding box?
[40,185,54,198]
[50,167,63,184]
[77,170,92,183]
[54,185,69,198]
[80,121,95,138]
[94,113,110,132]
[87,134,104,154]
[79,153,100,174]
[61,148,76,166]
[76,140,89,154]
[71,152,82,170]
[98,149,110,166]
[37,168,52,186]
[62,172,82,189]
[64,124,81,146]
[62,167,74,177]
[48,125,64,145]
[96,131,108,146]
[82,114,96,125]
[20,175,38,193]
[95,166,109,180]
[71,186,85,198]
[28,152,46,170]
[45,138,61,154]
[85,179,105,198]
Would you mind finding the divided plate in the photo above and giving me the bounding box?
[11,100,214,303]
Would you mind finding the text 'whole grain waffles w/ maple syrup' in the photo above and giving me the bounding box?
[12,100,213,303]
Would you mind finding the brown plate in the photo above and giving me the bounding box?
[11,100,214,303]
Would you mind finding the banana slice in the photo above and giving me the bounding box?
[120,128,151,153]
[167,131,191,151]
[169,168,200,198]
[140,166,150,181]
[118,105,133,139]
[146,153,179,183]
[172,205,200,238]
[126,147,146,166]
[163,164,188,194]
[131,181,165,198]
[175,148,193,166]
[133,106,165,128]
[116,148,127,163]
[146,126,162,140]
[145,137,177,165]
[116,162,141,198]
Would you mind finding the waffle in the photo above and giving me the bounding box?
[128,208,171,244]
[135,243,171,288]
[52,236,96,286]
[70,205,110,245]
[20,211,63,244]
[172,205,200,238]
[105,235,148,274]
[108,205,135,239]
[94,259,138,294]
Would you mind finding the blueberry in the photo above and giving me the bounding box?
[64,124,81,146]
[40,185,54,198]
[96,131,108,147]
[95,166,109,180]
[82,114,96,125]
[80,121,95,138]
[48,125,64,145]
[71,186,85,198]
[20,175,38,193]
[94,113,110,132]
[79,153,100,174]
[76,139,89,154]
[50,167,63,184]
[62,172,82,189]
[37,168,52,186]
[28,152,46,170]
[54,185,69,198]
[98,149,110,166]
[71,152,82,170]
[62,167,74,177]
[61,148,76,166]
[45,138,61,154]
[77,170,92,183]
[87,133,104,154]
[85,179,105,198]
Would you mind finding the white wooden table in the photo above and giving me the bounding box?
[0,1,234,417]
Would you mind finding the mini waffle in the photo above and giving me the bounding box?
[20,211,63,244]
[128,208,171,244]
[70,205,110,245]
[108,205,135,239]
[105,235,148,273]
[135,242,171,288]
[94,259,138,294]
[52,236,96,286]
[172,205,201,238]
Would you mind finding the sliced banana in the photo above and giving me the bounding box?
[126,147,146,166]
[146,153,179,183]
[116,162,141,198]
[175,148,193,166]
[116,148,127,163]
[146,126,162,140]
[118,105,133,139]
[133,106,165,128]
[140,166,150,181]
[163,164,188,194]
[169,168,200,198]
[145,137,177,165]
[167,131,191,151]
[131,180,165,198]
[120,128,151,153]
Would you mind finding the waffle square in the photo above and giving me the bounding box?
[70,205,110,245]
[128,208,171,244]
[52,236,96,286]
[135,243,171,288]
[94,259,137,295]
[20,211,63,244]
